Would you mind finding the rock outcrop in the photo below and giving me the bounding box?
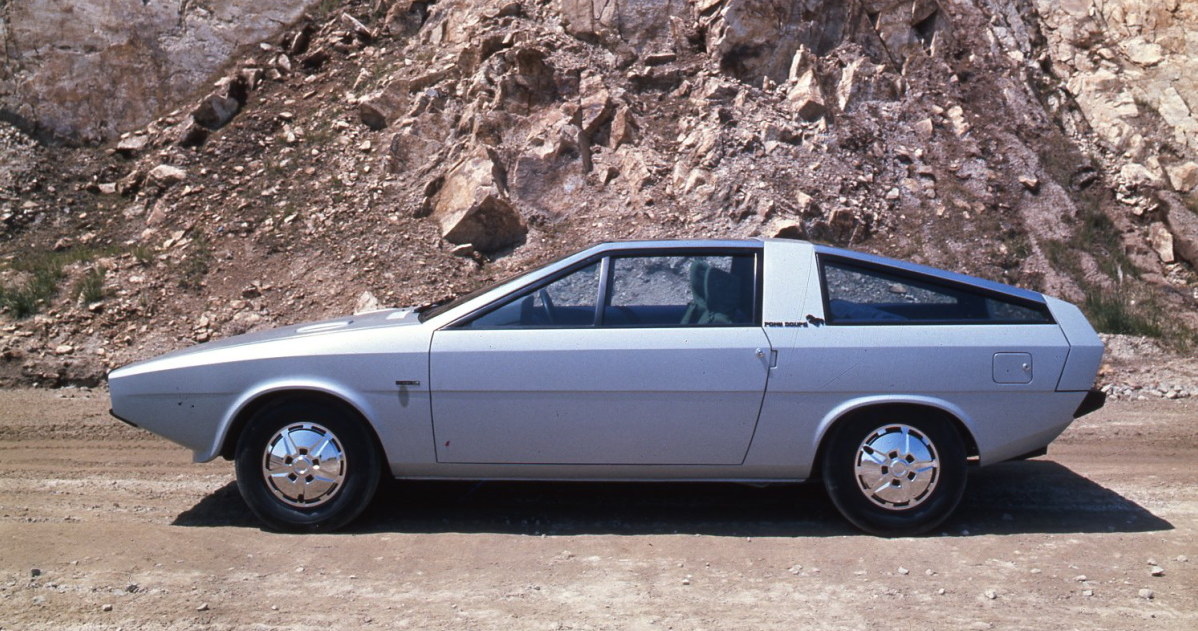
[1030,0,1198,265]
[1,0,1197,387]
[0,0,321,142]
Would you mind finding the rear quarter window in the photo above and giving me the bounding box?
[819,258,1053,325]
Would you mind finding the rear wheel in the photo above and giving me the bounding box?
[234,400,381,532]
[822,411,966,536]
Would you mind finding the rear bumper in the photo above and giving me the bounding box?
[1072,388,1106,418]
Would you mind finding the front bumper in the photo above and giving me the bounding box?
[109,408,139,428]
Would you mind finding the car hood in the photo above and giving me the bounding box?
[109,307,423,378]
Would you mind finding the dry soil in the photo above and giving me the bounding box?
[0,389,1195,630]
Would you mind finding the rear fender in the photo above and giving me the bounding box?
[812,395,978,463]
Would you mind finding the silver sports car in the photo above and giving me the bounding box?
[108,239,1106,535]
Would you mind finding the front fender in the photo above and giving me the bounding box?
[202,377,381,462]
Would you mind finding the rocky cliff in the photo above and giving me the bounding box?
[1,0,321,141]
[1033,0,1198,268]
[0,0,1195,386]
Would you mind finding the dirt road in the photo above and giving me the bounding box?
[1,389,1195,630]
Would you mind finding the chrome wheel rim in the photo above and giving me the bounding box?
[262,422,346,508]
[853,424,940,510]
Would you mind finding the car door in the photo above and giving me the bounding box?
[428,250,772,465]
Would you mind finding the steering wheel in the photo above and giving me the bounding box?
[537,289,556,324]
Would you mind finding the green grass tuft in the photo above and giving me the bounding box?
[1083,289,1162,337]
[177,235,213,290]
[0,265,64,318]
[0,245,124,318]
[75,265,107,304]
[131,244,154,266]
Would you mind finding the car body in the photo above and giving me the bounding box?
[108,239,1105,534]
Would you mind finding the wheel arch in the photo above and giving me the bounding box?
[810,399,980,478]
[217,386,385,463]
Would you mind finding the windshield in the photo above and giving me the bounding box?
[417,250,584,322]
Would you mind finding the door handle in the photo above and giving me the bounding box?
[755,348,778,367]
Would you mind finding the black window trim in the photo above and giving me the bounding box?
[594,255,614,327]
[449,246,765,330]
[816,254,1056,326]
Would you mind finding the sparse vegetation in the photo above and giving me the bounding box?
[303,123,337,147]
[0,264,63,318]
[1043,232,1194,343]
[0,246,122,318]
[1000,230,1032,267]
[1041,238,1082,279]
[1038,196,1169,340]
[75,265,107,304]
[176,234,213,290]
[1084,289,1162,337]
[1075,202,1136,280]
[1050,273,1198,350]
[131,244,154,266]
[1040,196,1138,285]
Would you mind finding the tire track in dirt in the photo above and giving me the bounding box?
[0,389,1195,630]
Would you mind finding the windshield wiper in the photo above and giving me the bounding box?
[415,297,454,313]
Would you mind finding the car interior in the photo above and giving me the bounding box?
[464,254,757,328]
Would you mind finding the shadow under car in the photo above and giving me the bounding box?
[172,459,1172,537]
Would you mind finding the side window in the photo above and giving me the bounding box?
[604,254,754,326]
[985,297,1054,322]
[463,262,600,328]
[459,252,758,329]
[821,259,1052,324]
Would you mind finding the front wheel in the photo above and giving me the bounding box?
[821,412,966,536]
[234,400,382,532]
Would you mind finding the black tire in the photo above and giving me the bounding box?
[821,411,966,536]
[234,399,382,532]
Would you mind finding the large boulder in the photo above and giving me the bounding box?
[510,110,589,217]
[1166,161,1198,193]
[1164,193,1198,268]
[836,57,901,111]
[786,67,827,120]
[430,148,527,253]
[191,75,248,131]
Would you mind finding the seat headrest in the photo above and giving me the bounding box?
[704,266,740,315]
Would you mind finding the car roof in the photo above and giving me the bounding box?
[582,239,765,253]
[586,240,1042,303]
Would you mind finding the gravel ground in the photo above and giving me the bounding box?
[0,388,1195,630]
